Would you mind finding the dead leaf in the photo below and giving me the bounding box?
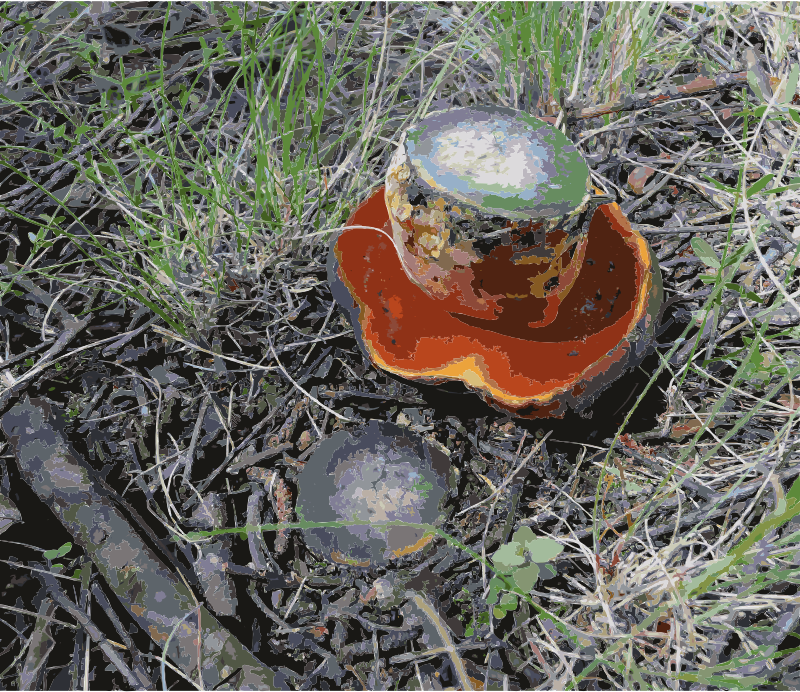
[778,393,800,413]
[497,421,516,434]
[670,418,713,440]
[297,430,313,451]
[628,166,655,195]
[359,586,377,603]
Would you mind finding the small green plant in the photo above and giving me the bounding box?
[43,541,72,572]
[736,336,791,388]
[487,526,563,619]
[44,541,81,579]
[453,587,475,630]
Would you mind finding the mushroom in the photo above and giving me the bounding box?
[328,107,662,418]
[384,106,614,328]
[294,424,482,688]
[296,421,454,567]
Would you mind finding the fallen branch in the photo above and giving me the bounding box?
[1,396,290,690]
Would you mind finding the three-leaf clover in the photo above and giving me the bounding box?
[488,527,563,617]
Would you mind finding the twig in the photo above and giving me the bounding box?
[671,243,794,365]
[189,395,289,499]
[46,581,142,690]
[633,211,800,234]
[0,341,48,373]
[0,55,203,218]
[246,485,277,573]
[265,323,350,421]
[457,431,552,517]
[0,307,96,417]
[623,142,702,215]
[11,275,75,327]
[182,394,210,485]
[90,583,153,690]
[603,439,714,501]
[556,462,800,542]
[101,314,160,356]
[227,441,294,475]
[20,598,57,691]
[409,593,473,692]
[575,70,747,121]
[578,105,718,143]
[321,388,425,405]
[390,641,487,664]
[636,158,741,172]
[221,562,297,588]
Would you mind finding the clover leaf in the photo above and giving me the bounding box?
[488,529,563,618]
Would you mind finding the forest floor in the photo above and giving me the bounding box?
[0,2,799,690]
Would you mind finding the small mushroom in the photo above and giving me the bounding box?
[328,107,662,418]
[296,421,453,567]
[295,421,473,690]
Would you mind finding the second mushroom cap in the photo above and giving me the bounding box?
[296,421,454,567]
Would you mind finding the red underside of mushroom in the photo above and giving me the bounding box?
[329,188,662,418]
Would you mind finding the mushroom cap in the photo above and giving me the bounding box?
[328,188,662,418]
[400,106,592,221]
[296,421,453,567]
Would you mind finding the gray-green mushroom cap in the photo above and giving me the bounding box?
[398,106,592,221]
[296,421,453,567]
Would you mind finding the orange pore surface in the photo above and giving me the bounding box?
[332,187,655,409]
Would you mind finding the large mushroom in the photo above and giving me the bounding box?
[329,106,662,418]
[384,106,613,329]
